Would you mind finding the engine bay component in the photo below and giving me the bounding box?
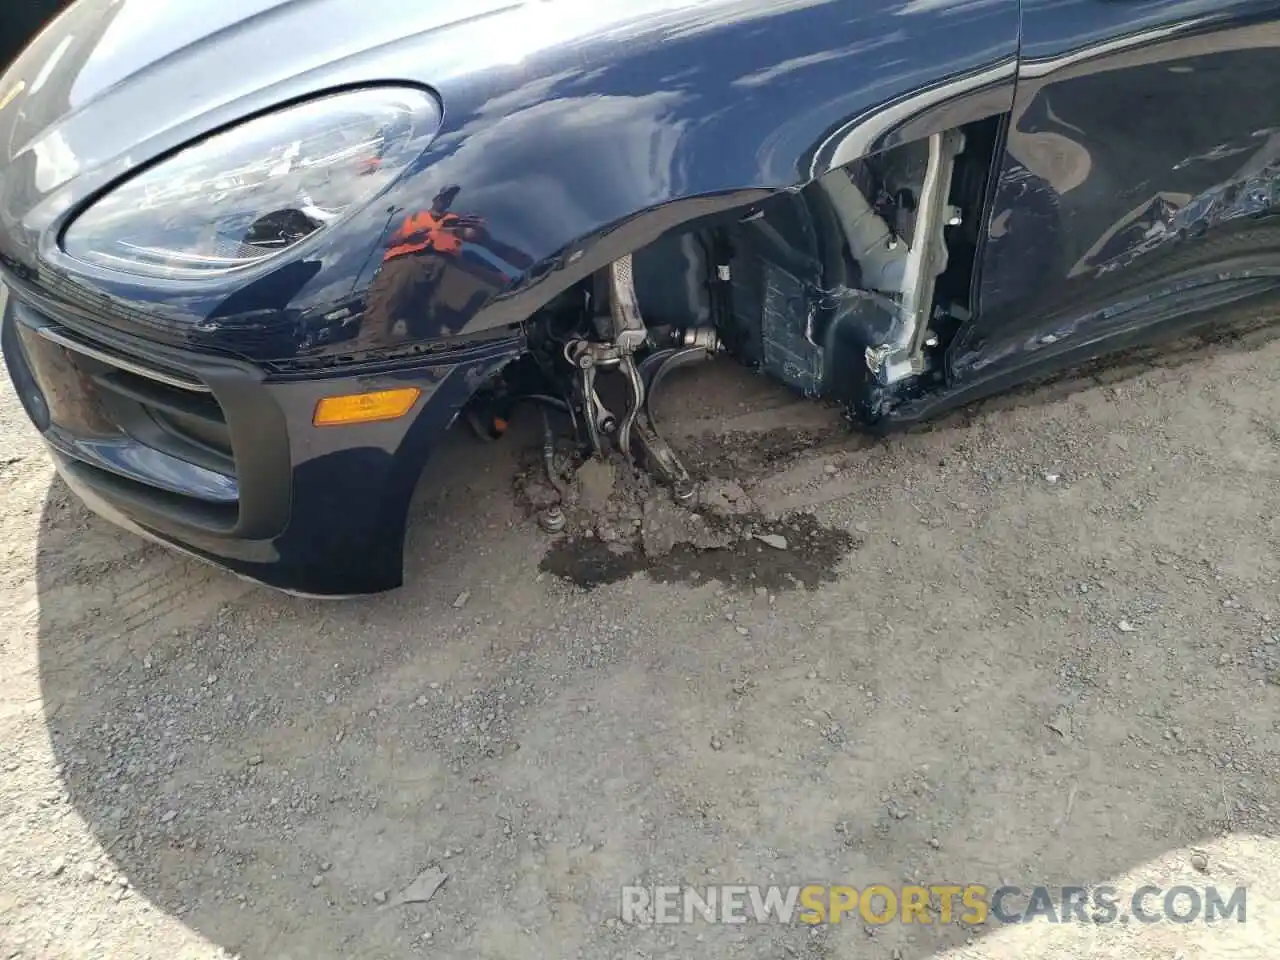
[513,123,987,499]
[874,129,965,385]
[818,167,907,294]
[813,131,965,389]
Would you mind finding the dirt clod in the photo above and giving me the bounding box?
[699,479,756,517]
[575,458,617,513]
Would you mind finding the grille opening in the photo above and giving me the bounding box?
[92,367,235,476]
[36,323,208,392]
[33,321,237,483]
[58,455,240,535]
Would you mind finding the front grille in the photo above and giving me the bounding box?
[39,322,234,475]
[34,323,236,477]
[36,324,209,392]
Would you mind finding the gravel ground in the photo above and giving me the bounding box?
[2,284,1280,959]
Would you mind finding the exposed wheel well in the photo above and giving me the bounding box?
[504,115,1003,423]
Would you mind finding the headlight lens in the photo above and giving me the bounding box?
[63,87,441,280]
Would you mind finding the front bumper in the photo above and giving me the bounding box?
[2,275,521,595]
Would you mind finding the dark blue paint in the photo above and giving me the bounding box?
[0,0,1019,362]
[957,0,1280,385]
[1,0,1279,593]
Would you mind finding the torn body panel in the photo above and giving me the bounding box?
[708,125,985,424]
[524,116,996,456]
[957,1,1280,388]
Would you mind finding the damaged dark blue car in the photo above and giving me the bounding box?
[1,0,1278,595]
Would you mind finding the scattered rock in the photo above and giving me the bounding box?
[755,533,788,550]
[1117,620,1137,633]
[453,591,471,609]
[158,809,178,824]
[543,503,854,591]
[311,875,323,888]
[928,837,941,850]
[735,626,749,636]
[373,890,389,905]
[396,866,448,906]
[710,735,724,751]
[519,473,561,510]
[247,755,263,767]
[1191,851,1209,873]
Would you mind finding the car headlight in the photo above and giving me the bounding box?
[63,87,441,280]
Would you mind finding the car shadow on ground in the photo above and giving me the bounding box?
[33,344,1280,959]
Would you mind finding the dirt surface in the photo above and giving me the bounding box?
[3,284,1280,958]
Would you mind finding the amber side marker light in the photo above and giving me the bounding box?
[313,387,422,426]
